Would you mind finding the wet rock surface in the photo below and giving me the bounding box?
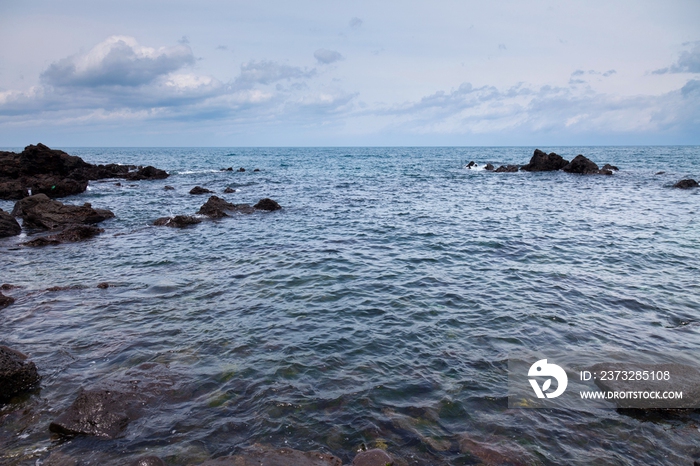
[197,195,254,218]
[495,165,519,173]
[129,456,167,466]
[0,346,41,401]
[196,445,343,466]
[484,163,495,171]
[0,292,15,309]
[0,143,168,200]
[190,186,214,195]
[153,215,202,228]
[0,208,21,237]
[673,179,698,189]
[253,198,282,211]
[22,225,105,247]
[352,449,394,466]
[223,187,236,193]
[520,149,569,172]
[562,155,612,175]
[602,163,619,171]
[49,389,138,438]
[12,194,114,230]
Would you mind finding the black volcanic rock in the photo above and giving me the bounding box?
[153,215,202,228]
[12,194,114,230]
[22,225,104,247]
[563,155,612,175]
[495,165,519,173]
[0,346,41,401]
[0,144,168,200]
[254,198,281,211]
[49,389,134,438]
[673,179,699,189]
[521,149,569,172]
[189,186,214,195]
[0,209,21,237]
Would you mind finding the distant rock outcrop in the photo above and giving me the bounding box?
[673,179,699,189]
[153,215,202,228]
[0,143,168,200]
[197,195,254,218]
[520,149,569,172]
[254,198,282,211]
[189,186,214,195]
[562,155,612,175]
[12,194,114,230]
[495,165,519,173]
[0,346,41,401]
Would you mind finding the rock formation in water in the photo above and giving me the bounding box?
[495,165,519,173]
[0,208,21,237]
[673,179,698,189]
[562,155,612,175]
[50,389,137,438]
[189,186,214,195]
[0,346,41,401]
[22,225,105,247]
[520,149,569,172]
[253,198,282,211]
[0,143,168,200]
[12,194,114,230]
[153,215,202,228]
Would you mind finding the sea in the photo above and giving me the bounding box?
[0,146,698,465]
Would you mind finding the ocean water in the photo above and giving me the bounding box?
[0,146,699,465]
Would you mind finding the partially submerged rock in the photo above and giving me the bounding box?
[352,449,394,466]
[254,198,281,211]
[190,186,214,195]
[0,208,21,237]
[495,165,519,173]
[602,164,619,171]
[124,166,168,181]
[49,389,135,438]
[673,179,699,189]
[0,346,41,401]
[22,225,104,247]
[223,187,236,194]
[153,215,202,228]
[484,163,495,171]
[196,445,342,466]
[163,185,175,191]
[520,149,569,172]
[197,195,254,218]
[0,292,15,309]
[12,194,114,230]
[238,167,246,172]
[562,155,612,175]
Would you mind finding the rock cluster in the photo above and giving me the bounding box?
[487,149,616,175]
[520,149,569,172]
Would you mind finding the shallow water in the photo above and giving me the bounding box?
[1,147,699,465]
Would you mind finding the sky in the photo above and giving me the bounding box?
[0,0,699,146]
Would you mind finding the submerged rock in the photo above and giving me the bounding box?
[153,215,202,228]
[97,282,110,289]
[0,346,41,401]
[22,225,104,247]
[0,292,15,309]
[562,155,611,175]
[163,185,175,191]
[495,165,519,173]
[189,186,214,195]
[197,445,342,466]
[673,179,699,189]
[12,194,114,230]
[49,389,135,438]
[520,149,569,172]
[352,449,394,466]
[223,187,236,194]
[0,208,21,237]
[254,198,282,211]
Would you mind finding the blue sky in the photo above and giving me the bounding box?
[0,0,699,146]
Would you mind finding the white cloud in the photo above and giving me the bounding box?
[314,49,344,65]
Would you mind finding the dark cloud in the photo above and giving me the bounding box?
[41,36,195,88]
[314,49,344,65]
[349,17,363,29]
[653,41,700,74]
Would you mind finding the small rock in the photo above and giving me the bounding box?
[562,155,611,175]
[46,285,83,292]
[0,208,21,237]
[0,292,15,309]
[495,165,519,173]
[253,168,260,172]
[238,167,245,172]
[97,282,110,289]
[253,198,281,211]
[153,215,202,228]
[521,149,569,172]
[114,182,122,187]
[655,171,665,175]
[1,284,18,290]
[223,187,236,194]
[22,225,104,247]
[352,449,394,466]
[602,164,619,171]
[484,163,495,171]
[129,456,166,466]
[163,185,175,191]
[225,167,233,171]
[125,166,168,181]
[466,161,476,169]
[50,389,134,438]
[673,179,699,189]
[197,195,253,218]
[189,186,214,195]
[0,345,41,400]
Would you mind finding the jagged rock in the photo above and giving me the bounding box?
[673,179,699,189]
[12,194,114,230]
[352,449,394,466]
[520,149,569,172]
[22,225,104,247]
[484,163,495,171]
[223,187,236,194]
[238,167,245,172]
[0,144,167,200]
[495,165,519,173]
[562,155,611,175]
[124,166,168,181]
[0,346,41,401]
[466,161,476,169]
[189,186,214,195]
[253,198,281,211]
[153,215,202,228]
[0,292,15,309]
[196,445,342,466]
[0,208,21,237]
[197,196,254,218]
[602,164,619,171]
[49,389,135,438]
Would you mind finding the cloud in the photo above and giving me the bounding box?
[314,49,344,65]
[349,17,363,29]
[653,41,700,74]
[234,60,315,87]
[41,36,195,88]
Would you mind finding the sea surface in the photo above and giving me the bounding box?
[0,146,699,465]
